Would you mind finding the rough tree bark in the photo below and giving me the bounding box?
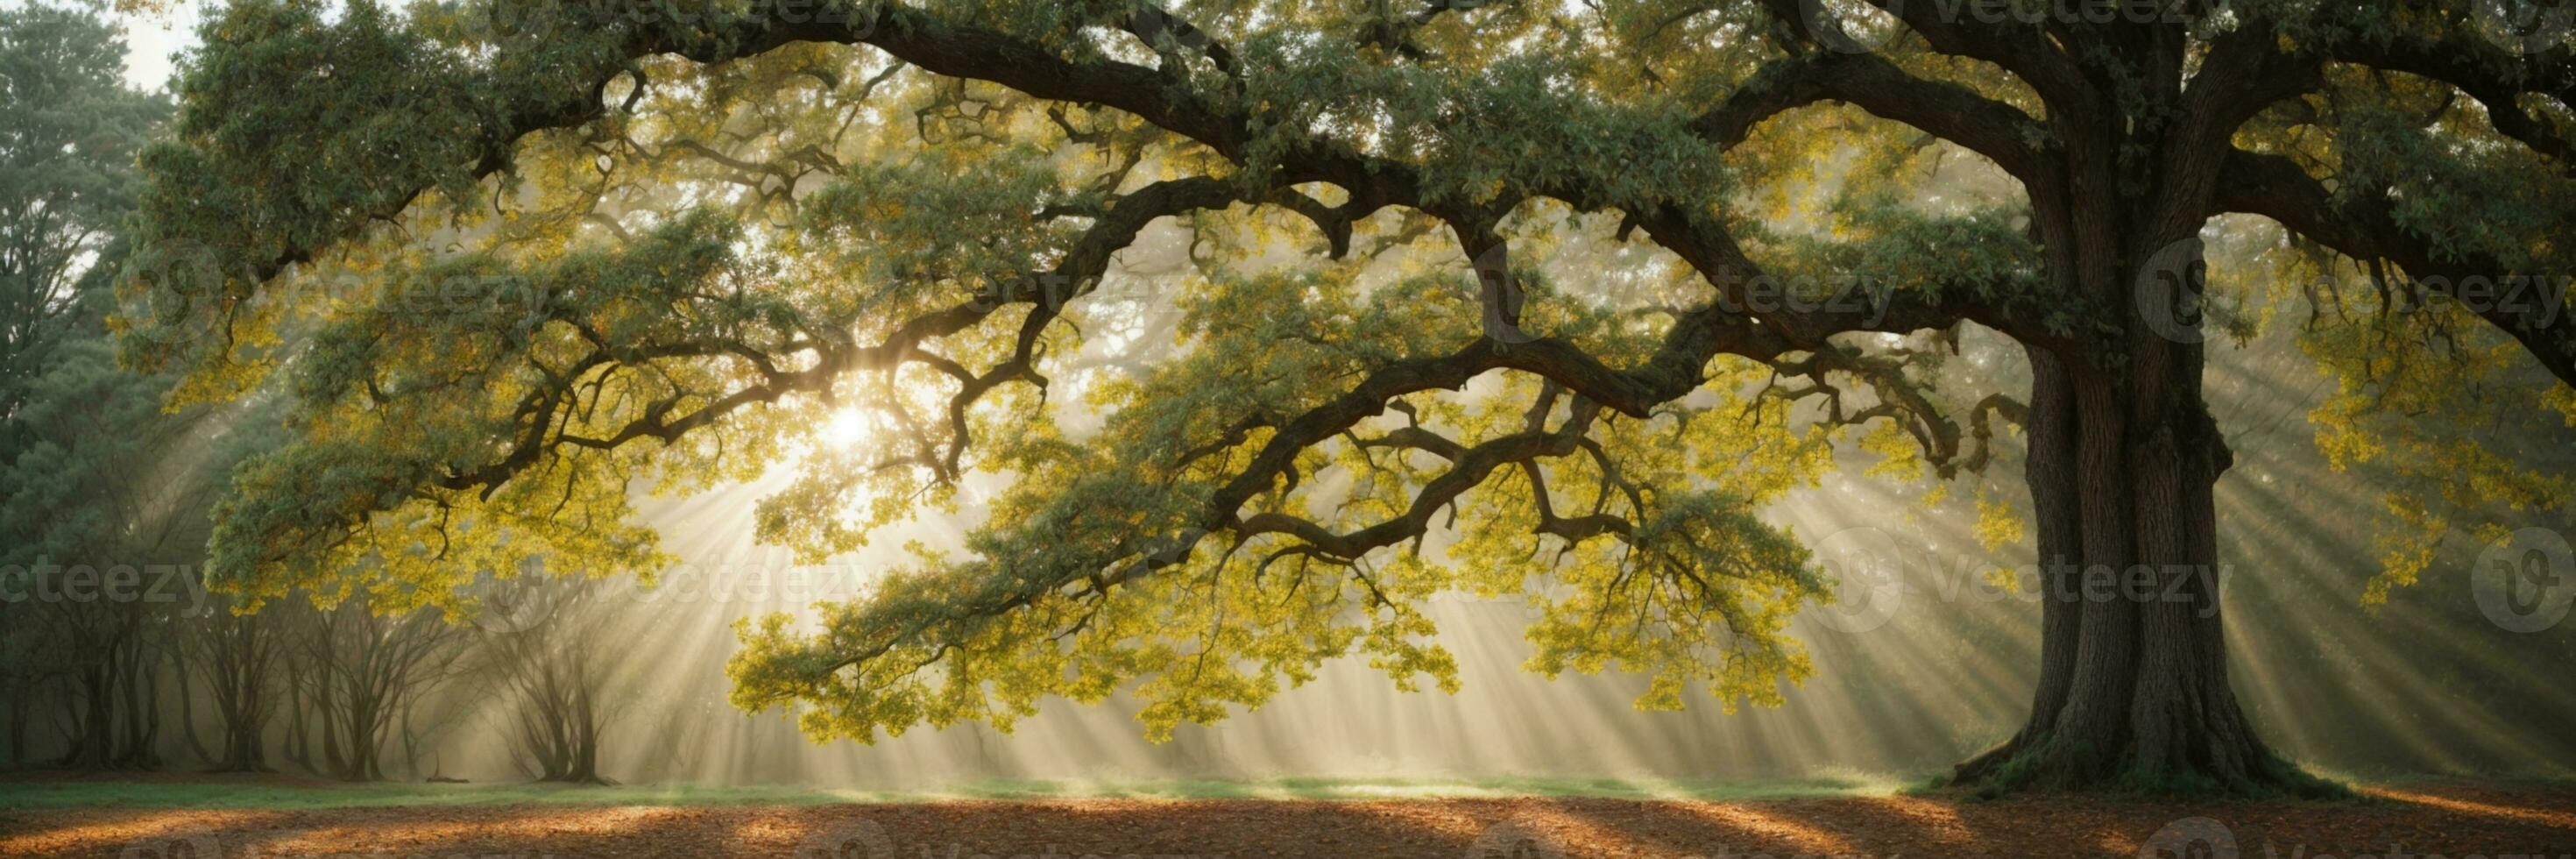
[1953,224,2333,795]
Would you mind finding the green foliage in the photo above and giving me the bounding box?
[0,339,188,566]
[208,211,765,608]
[121,0,635,393]
[0,4,166,432]
[121,0,2576,754]
[0,4,192,569]
[1232,37,1731,211]
[2228,67,2576,606]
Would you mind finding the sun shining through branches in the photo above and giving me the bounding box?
[80,0,2576,805]
[21,6,2576,859]
[819,408,873,453]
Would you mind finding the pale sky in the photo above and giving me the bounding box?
[117,1,198,90]
[0,0,196,89]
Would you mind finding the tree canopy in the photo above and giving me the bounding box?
[119,0,2574,780]
[0,3,166,430]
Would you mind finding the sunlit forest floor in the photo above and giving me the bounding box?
[4,775,2573,858]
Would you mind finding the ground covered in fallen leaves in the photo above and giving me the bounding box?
[3,777,2572,858]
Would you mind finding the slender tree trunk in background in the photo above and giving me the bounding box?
[553,685,605,784]
[281,678,312,775]
[335,698,375,782]
[400,703,423,781]
[316,692,349,780]
[230,683,273,773]
[49,693,77,756]
[492,579,617,785]
[224,713,269,772]
[4,685,25,764]
[49,608,166,770]
[124,646,161,770]
[188,605,278,772]
[61,648,155,770]
[514,667,611,784]
[56,664,109,769]
[173,649,215,767]
[349,685,394,782]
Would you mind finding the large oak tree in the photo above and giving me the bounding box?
[123,0,2575,794]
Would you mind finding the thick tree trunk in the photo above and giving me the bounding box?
[1952,280,2335,797]
[1934,67,2346,791]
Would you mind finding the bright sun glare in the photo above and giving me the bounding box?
[823,407,871,451]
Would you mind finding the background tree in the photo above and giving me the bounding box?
[123,0,2575,796]
[0,4,162,435]
[175,591,281,772]
[0,1,184,772]
[0,330,230,769]
[475,573,626,784]
[172,410,294,776]
[280,592,471,781]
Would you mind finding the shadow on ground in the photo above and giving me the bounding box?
[3,778,2572,858]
